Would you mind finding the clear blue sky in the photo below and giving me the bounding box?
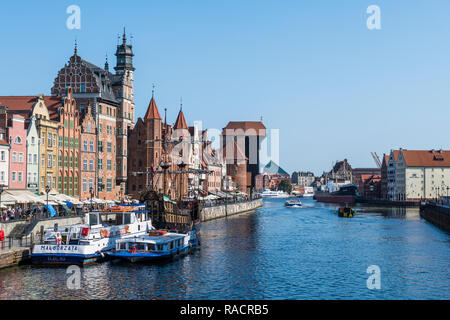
[1,0,450,175]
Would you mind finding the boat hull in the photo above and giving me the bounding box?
[315,195,356,204]
[30,252,107,265]
[108,241,198,263]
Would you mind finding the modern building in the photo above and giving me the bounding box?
[255,161,290,192]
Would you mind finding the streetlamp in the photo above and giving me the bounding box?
[45,185,50,218]
[0,184,5,211]
[89,186,93,210]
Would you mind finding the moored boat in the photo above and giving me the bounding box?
[107,229,199,263]
[261,189,291,199]
[31,205,154,265]
[314,184,359,204]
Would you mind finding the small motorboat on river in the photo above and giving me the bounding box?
[285,200,302,208]
[336,205,355,218]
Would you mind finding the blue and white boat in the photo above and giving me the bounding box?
[107,229,199,263]
[31,205,154,265]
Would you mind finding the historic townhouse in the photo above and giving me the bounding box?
[0,130,10,188]
[32,95,61,194]
[6,115,27,190]
[0,95,61,194]
[48,88,81,198]
[80,105,97,200]
[51,30,134,200]
[26,116,39,192]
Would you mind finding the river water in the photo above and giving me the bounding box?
[0,198,449,300]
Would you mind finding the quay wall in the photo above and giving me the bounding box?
[0,248,30,270]
[0,216,84,237]
[420,203,450,232]
[200,199,263,222]
[357,198,420,207]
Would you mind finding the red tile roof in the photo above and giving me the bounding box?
[144,97,161,120]
[0,95,62,120]
[223,121,266,136]
[402,150,450,167]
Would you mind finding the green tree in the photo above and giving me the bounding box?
[278,179,293,194]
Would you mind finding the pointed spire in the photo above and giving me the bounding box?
[74,38,78,56]
[104,53,109,71]
[152,84,155,98]
[173,104,188,130]
[122,27,127,45]
[144,94,161,120]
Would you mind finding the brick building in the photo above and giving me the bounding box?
[80,105,97,200]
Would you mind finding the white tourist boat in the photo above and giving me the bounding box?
[31,205,154,265]
[107,229,199,263]
[303,187,315,198]
[260,189,291,199]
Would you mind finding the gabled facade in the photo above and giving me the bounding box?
[7,115,27,189]
[80,105,97,200]
[387,150,400,200]
[26,115,39,192]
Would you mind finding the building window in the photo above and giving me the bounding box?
[18,153,23,163]
[83,178,87,193]
[107,160,112,171]
[98,159,103,170]
[89,160,94,171]
[83,159,88,171]
[89,141,94,152]
[98,141,103,153]
[107,179,112,192]
[12,152,17,162]
[80,83,86,93]
[0,151,5,161]
[107,142,112,153]
[0,171,4,182]
[14,137,22,144]
[12,172,16,182]
[59,136,62,147]
[18,172,23,182]
[28,154,32,164]
[34,154,38,164]
[83,140,88,152]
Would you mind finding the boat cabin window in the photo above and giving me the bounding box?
[169,241,174,250]
[148,243,156,251]
[89,213,99,226]
[134,243,146,251]
[119,243,127,250]
[123,213,131,225]
[157,244,163,251]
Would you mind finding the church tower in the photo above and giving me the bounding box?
[114,28,135,193]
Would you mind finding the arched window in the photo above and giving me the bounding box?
[14,136,22,144]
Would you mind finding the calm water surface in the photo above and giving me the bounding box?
[0,198,449,300]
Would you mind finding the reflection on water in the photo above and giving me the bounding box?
[0,198,449,300]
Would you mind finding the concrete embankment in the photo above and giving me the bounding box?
[200,199,263,222]
[420,203,450,232]
[0,216,83,237]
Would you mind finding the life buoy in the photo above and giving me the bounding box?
[125,226,129,233]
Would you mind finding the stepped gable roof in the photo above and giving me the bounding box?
[173,108,188,130]
[144,97,161,120]
[222,121,266,136]
[390,150,400,163]
[263,160,289,176]
[401,149,450,167]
